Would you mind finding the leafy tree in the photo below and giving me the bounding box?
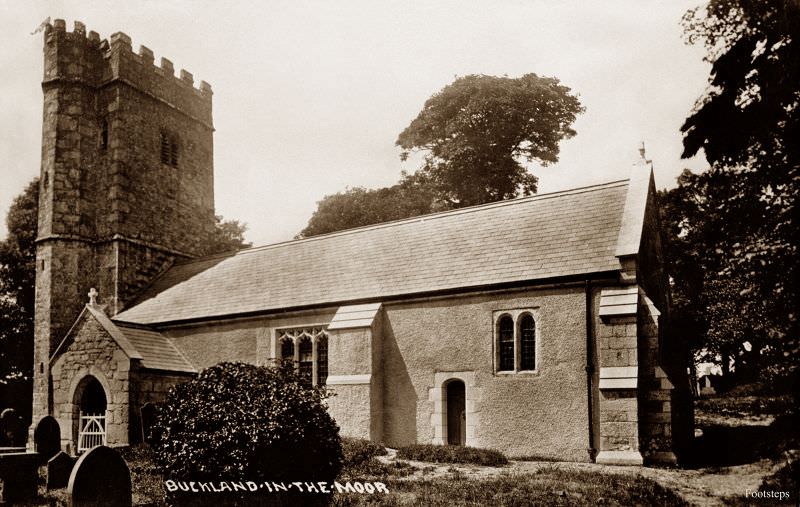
[201,215,252,255]
[397,73,584,207]
[301,73,583,237]
[298,171,439,238]
[664,0,798,385]
[152,362,342,505]
[0,178,38,420]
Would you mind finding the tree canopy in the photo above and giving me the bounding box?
[661,0,798,385]
[0,178,38,419]
[300,73,583,237]
[397,73,583,207]
[201,215,252,255]
[298,171,438,238]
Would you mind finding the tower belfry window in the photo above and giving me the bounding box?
[160,130,179,167]
[100,119,108,151]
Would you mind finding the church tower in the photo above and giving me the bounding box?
[32,20,215,420]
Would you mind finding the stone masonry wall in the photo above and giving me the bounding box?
[33,20,215,421]
[50,311,131,453]
[637,297,676,464]
[381,285,591,460]
[128,369,195,444]
[596,310,640,460]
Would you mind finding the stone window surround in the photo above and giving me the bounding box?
[492,308,541,375]
[272,326,329,386]
[429,371,479,446]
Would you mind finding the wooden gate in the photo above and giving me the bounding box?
[78,412,106,452]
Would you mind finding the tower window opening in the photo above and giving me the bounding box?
[100,119,108,151]
[160,130,179,167]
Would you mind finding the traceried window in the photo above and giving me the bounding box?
[317,336,328,386]
[280,338,294,364]
[498,316,515,371]
[276,327,329,387]
[298,337,313,386]
[520,314,536,370]
[495,310,538,374]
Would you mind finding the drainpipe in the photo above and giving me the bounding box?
[585,280,597,461]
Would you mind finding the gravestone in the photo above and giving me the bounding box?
[0,452,40,503]
[0,408,26,447]
[67,445,132,507]
[34,415,62,461]
[140,402,157,444]
[48,451,76,490]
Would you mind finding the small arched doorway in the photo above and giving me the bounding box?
[445,380,466,446]
[75,376,107,452]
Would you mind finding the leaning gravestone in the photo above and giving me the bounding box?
[0,408,26,447]
[67,446,132,507]
[34,415,62,461]
[48,451,76,490]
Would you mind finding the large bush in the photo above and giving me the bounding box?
[151,362,342,502]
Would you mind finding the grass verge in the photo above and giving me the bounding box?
[332,467,687,506]
[396,444,508,466]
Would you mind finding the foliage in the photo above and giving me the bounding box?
[758,457,799,500]
[663,0,799,385]
[396,444,508,466]
[397,73,583,207]
[300,73,583,237]
[298,172,439,238]
[332,468,688,507]
[0,178,38,421]
[200,214,252,255]
[151,362,342,503]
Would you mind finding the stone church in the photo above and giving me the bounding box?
[31,20,692,466]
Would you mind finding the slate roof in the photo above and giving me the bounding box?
[52,305,197,372]
[113,179,632,325]
[115,323,196,373]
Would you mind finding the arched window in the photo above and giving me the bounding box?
[498,315,514,371]
[280,338,294,366]
[298,337,313,386]
[317,336,328,386]
[520,314,536,370]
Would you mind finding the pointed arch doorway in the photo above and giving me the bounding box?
[446,380,466,446]
[75,376,107,452]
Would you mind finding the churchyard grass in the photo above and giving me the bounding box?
[330,468,688,506]
[396,444,509,466]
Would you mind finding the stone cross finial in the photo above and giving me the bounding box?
[88,288,98,306]
[637,141,651,166]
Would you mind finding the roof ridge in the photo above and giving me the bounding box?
[175,178,630,266]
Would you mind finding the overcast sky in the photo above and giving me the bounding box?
[0,1,711,246]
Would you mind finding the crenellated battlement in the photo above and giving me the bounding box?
[43,19,212,124]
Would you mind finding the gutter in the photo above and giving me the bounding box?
[585,280,597,461]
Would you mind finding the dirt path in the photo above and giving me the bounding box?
[376,449,780,506]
